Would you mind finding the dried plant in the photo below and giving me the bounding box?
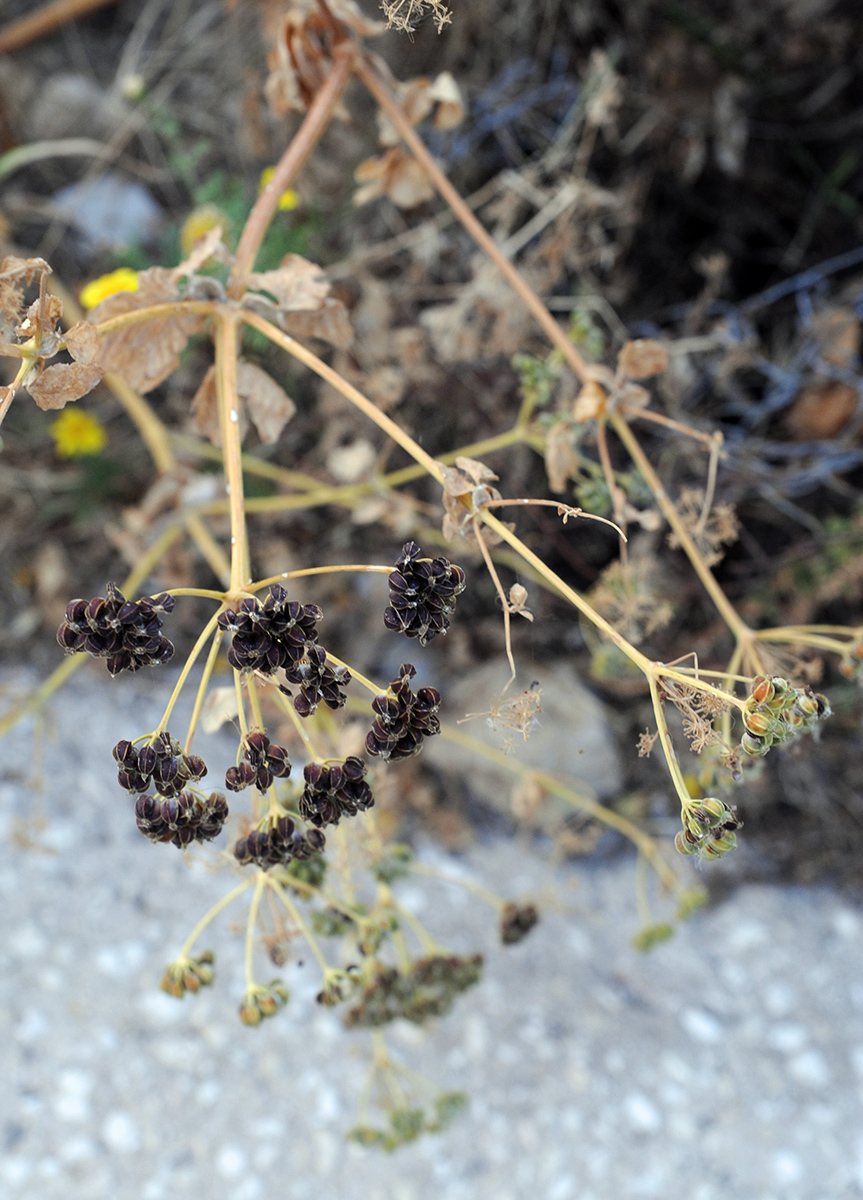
[1,0,860,1148]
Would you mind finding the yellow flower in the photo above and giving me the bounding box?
[50,408,108,458]
[180,204,227,258]
[79,267,139,310]
[258,167,300,212]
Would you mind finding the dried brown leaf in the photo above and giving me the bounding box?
[237,359,295,444]
[28,361,103,410]
[63,321,100,365]
[544,421,581,492]
[247,254,330,312]
[192,365,245,446]
[89,267,205,394]
[174,225,230,278]
[0,255,50,340]
[354,147,434,209]
[282,297,353,349]
[617,339,669,379]
[786,381,857,441]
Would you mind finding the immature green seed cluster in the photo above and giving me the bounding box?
[161,952,215,998]
[675,797,741,859]
[740,674,831,759]
[343,954,483,1028]
[348,1093,467,1151]
[239,981,289,1025]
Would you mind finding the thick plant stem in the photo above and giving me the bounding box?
[228,41,358,297]
[610,410,753,646]
[354,52,590,386]
[214,312,249,591]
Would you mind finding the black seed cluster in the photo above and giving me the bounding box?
[283,645,351,717]
[343,954,483,1028]
[226,731,291,792]
[298,757,374,828]
[383,542,466,646]
[234,816,325,867]
[500,901,539,945]
[366,662,441,761]
[134,790,228,848]
[217,585,322,675]
[57,584,174,676]
[113,734,207,799]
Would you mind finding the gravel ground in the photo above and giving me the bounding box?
[1,666,863,1200]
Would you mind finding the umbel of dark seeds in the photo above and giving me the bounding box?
[384,542,466,646]
[298,757,375,828]
[366,662,441,761]
[134,790,229,848]
[233,815,326,867]
[283,644,352,717]
[57,583,174,676]
[225,731,292,792]
[113,733,207,800]
[217,585,322,675]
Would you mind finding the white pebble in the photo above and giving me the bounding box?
[680,1007,722,1044]
[102,1111,141,1154]
[624,1092,663,1133]
[788,1049,831,1087]
[216,1145,247,1179]
[772,1150,803,1185]
[766,1023,808,1054]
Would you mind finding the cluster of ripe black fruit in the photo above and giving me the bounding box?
[57,584,174,676]
[366,663,441,762]
[233,815,326,867]
[384,541,466,646]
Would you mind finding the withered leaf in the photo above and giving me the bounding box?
[247,254,329,312]
[28,361,103,410]
[282,297,353,349]
[0,255,50,341]
[237,359,295,444]
[175,225,230,278]
[617,338,669,380]
[192,364,248,446]
[17,294,64,359]
[89,267,205,394]
[544,421,580,493]
[63,321,100,365]
[354,147,434,209]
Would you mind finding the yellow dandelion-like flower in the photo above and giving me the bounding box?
[50,408,108,458]
[79,267,139,310]
[180,204,228,259]
[258,167,300,212]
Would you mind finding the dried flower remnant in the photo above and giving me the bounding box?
[57,584,175,676]
[384,541,466,646]
[667,488,739,569]
[366,663,441,761]
[379,0,452,35]
[500,902,539,945]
